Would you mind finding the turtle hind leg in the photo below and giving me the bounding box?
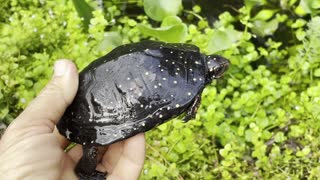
[78,171,106,180]
[183,94,201,122]
[75,146,107,179]
[75,145,97,175]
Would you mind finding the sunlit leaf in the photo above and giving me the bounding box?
[252,9,277,21]
[161,15,182,26]
[98,32,122,51]
[251,18,279,37]
[143,0,182,21]
[207,28,242,53]
[138,16,187,42]
[296,0,320,15]
[244,0,267,11]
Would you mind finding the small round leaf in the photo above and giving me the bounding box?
[143,0,182,21]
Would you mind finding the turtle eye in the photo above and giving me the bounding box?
[211,65,227,78]
[214,66,224,76]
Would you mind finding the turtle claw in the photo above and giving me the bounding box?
[184,95,201,122]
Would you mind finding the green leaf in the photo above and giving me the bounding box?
[252,9,277,21]
[174,143,187,154]
[297,147,311,157]
[207,31,231,54]
[295,28,306,40]
[244,0,267,11]
[207,28,242,53]
[289,0,299,6]
[289,125,305,137]
[291,19,307,28]
[148,164,166,177]
[0,108,9,119]
[161,15,182,27]
[167,152,179,162]
[314,68,320,77]
[98,32,122,51]
[312,1,320,9]
[143,0,182,21]
[72,0,94,30]
[299,0,313,14]
[158,123,168,131]
[296,0,320,15]
[274,132,286,142]
[137,16,187,42]
[251,18,279,37]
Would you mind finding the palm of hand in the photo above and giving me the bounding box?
[0,123,144,180]
[0,60,145,180]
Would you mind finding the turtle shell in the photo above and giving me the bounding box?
[57,40,207,146]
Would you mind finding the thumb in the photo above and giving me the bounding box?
[14,60,79,132]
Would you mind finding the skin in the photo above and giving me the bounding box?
[0,60,145,180]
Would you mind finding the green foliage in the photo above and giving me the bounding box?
[72,0,94,30]
[207,26,242,54]
[138,16,187,42]
[143,0,182,21]
[1,0,320,179]
[297,0,320,15]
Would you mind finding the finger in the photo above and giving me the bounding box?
[95,146,108,172]
[67,144,83,163]
[60,154,78,180]
[54,127,70,149]
[106,133,145,180]
[13,60,78,132]
[100,140,124,173]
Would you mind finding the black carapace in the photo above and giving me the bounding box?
[57,40,230,179]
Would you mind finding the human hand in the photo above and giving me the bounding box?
[0,60,145,180]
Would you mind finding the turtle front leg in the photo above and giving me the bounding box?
[183,94,201,122]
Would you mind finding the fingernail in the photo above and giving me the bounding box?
[54,60,68,76]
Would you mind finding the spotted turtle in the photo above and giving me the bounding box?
[57,40,229,179]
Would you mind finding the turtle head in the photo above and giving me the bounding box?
[204,55,229,84]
